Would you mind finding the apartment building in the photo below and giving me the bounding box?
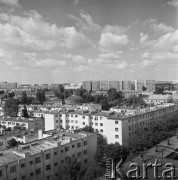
[82,81,92,91]
[0,130,97,180]
[144,94,171,105]
[145,80,155,92]
[0,82,17,90]
[0,117,44,132]
[122,81,131,91]
[135,80,145,91]
[44,104,177,145]
[91,81,100,91]
[100,81,109,91]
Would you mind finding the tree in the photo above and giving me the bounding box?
[3,97,19,117]
[142,86,147,91]
[21,91,28,104]
[100,97,110,110]
[95,133,107,166]
[82,125,94,133]
[167,96,174,103]
[7,92,15,98]
[58,84,64,94]
[8,138,18,147]
[108,88,118,101]
[36,90,46,104]
[63,157,86,180]
[21,105,29,118]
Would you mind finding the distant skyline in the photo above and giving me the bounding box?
[0,0,177,84]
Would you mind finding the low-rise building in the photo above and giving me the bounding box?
[0,130,97,180]
[0,117,44,132]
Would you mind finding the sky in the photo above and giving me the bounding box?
[0,0,177,84]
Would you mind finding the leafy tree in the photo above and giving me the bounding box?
[3,97,19,117]
[75,87,87,98]
[36,90,46,104]
[100,97,110,110]
[31,99,41,105]
[0,90,4,94]
[64,89,73,99]
[105,143,130,162]
[142,85,147,91]
[93,95,101,103]
[95,133,107,166]
[83,163,105,180]
[108,88,118,101]
[58,84,64,94]
[7,92,15,98]
[8,138,18,147]
[21,105,29,118]
[21,91,28,104]
[63,157,86,180]
[6,127,12,131]
[82,125,94,133]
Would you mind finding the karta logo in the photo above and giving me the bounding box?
[105,158,177,179]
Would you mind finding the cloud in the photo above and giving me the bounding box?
[167,0,178,7]
[68,10,101,31]
[73,0,79,5]
[140,33,149,43]
[0,11,93,50]
[141,59,154,67]
[62,54,87,63]
[141,52,150,58]
[98,52,121,59]
[143,18,175,33]
[0,0,20,6]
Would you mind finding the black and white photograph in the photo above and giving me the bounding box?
[0,0,178,179]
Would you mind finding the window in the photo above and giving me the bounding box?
[95,123,98,126]
[84,150,87,155]
[78,152,81,157]
[22,176,25,180]
[12,178,17,180]
[10,166,16,173]
[100,117,103,120]
[100,123,103,126]
[115,135,119,139]
[82,116,85,119]
[72,144,75,148]
[55,173,58,177]
[100,129,103,132]
[0,142,3,146]
[75,120,78,124]
[46,154,50,160]
[0,170,2,177]
[21,163,25,168]
[84,141,87,146]
[77,143,81,148]
[71,120,74,123]
[115,121,118,124]
[61,150,63,153]
[82,122,85,125]
[115,128,118,131]
[54,162,57,166]
[55,114,58,118]
[60,120,62,123]
[30,172,33,177]
[71,114,73,117]
[35,157,41,164]
[46,165,51,171]
[30,161,33,165]
[65,147,69,152]
[54,151,57,155]
[75,115,78,118]
[84,159,87,163]
[36,168,41,175]
[56,120,58,123]
[61,160,64,164]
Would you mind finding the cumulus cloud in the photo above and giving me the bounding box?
[143,18,175,33]
[73,0,79,5]
[68,10,101,31]
[0,10,93,50]
[140,33,149,43]
[0,0,20,6]
[167,0,178,7]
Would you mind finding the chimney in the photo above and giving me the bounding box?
[38,130,43,139]
[167,139,170,145]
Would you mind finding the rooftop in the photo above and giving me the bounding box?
[0,117,43,123]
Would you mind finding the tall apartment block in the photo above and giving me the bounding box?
[82,81,92,91]
[91,81,100,91]
[122,81,131,91]
[100,81,109,91]
[0,82,17,89]
[135,80,145,91]
[145,80,155,92]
